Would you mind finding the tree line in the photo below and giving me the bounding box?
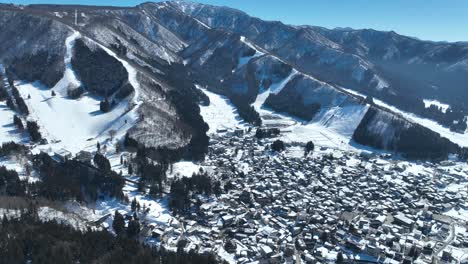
[0,212,220,264]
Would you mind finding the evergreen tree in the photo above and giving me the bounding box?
[271,140,285,152]
[131,198,137,212]
[26,121,42,141]
[126,219,140,238]
[112,210,125,235]
[305,141,315,155]
[13,115,24,130]
[128,163,133,175]
[337,252,344,263]
[93,153,111,171]
[2,213,8,227]
[213,180,222,196]
[137,178,146,193]
[100,99,110,112]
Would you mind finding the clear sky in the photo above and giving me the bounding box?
[1,0,466,42]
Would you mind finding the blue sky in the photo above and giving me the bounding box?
[1,0,466,42]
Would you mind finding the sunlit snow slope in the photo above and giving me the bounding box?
[17,31,140,153]
[198,85,247,134]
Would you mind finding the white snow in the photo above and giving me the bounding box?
[52,31,81,96]
[270,69,298,94]
[38,206,90,231]
[312,103,369,138]
[240,36,261,53]
[237,36,265,69]
[168,161,201,178]
[444,208,468,222]
[17,81,134,154]
[197,85,247,134]
[372,75,389,90]
[423,99,450,113]
[193,17,211,29]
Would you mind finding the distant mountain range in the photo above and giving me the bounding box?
[0,1,467,160]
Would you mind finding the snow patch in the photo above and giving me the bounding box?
[168,161,202,178]
[423,99,450,113]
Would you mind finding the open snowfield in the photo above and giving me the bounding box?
[17,81,134,154]
[198,85,248,134]
[167,161,202,178]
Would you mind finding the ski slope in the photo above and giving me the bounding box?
[238,36,265,69]
[252,73,368,150]
[18,81,133,153]
[53,31,81,96]
[16,31,141,154]
[197,85,247,134]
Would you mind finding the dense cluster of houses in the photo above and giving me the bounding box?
[28,129,468,263]
[108,129,468,263]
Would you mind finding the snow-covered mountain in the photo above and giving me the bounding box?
[0,1,466,160]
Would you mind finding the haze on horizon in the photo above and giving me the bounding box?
[0,0,466,43]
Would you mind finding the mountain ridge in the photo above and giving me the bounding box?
[0,0,466,160]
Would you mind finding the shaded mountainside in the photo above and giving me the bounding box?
[0,1,466,160]
[353,107,458,160]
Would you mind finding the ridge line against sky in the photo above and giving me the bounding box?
[0,0,466,42]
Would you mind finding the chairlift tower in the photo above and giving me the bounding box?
[74,9,77,25]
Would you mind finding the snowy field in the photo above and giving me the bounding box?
[167,160,202,178]
[198,85,248,134]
